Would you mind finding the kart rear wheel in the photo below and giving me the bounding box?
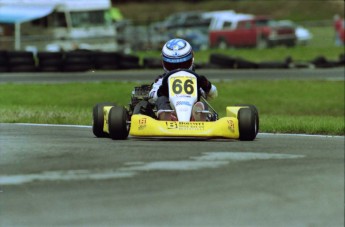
[234,104,259,136]
[92,102,116,137]
[108,106,129,140]
[238,107,257,141]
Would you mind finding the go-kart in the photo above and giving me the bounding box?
[92,70,259,141]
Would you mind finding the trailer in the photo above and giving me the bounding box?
[0,0,118,51]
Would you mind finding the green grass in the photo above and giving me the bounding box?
[0,80,344,135]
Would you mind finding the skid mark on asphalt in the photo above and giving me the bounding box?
[0,152,304,185]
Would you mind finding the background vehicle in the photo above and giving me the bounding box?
[203,10,242,30]
[149,11,211,50]
[0,0,117,51]
[152,11,210,32]
[277,20,313,45]
[209,15,296,49]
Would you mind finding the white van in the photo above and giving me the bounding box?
[202,10,253,30]
[0,0,117,51]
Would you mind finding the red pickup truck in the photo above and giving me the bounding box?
[209,16,296,49]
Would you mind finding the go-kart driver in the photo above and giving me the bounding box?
[149,38,218,121]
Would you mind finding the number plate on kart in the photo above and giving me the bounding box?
[169,75,197,98]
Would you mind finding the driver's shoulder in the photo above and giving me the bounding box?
[165,69,199,77]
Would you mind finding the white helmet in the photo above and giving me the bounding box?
[162,38,194,72]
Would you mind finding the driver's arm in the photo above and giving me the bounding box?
[149,77,163,101]
[199,75,218,100]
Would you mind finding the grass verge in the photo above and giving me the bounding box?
[0,80,343,135]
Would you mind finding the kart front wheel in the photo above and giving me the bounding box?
[108,106,129,140]
[92,102,116,137]
[238,108,258,141]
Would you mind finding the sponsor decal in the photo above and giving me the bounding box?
[139,118,146,125]
[227,120,235,132]
[166,121,205,130]
[176,107,189,112]
[166,122,178,129]
[138,118,147,130]
[174,94,192,98]
[179,122,205,130]
[176,101,192,107]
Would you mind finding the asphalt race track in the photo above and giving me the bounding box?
[0,67,344,84]
[0,123,344,227]
[0,68,344,226]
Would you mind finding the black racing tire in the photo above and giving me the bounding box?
[119,54,140,69]
[37,52,64,70]
[7,52,35,67]
[94,51,121,70]
[257,61,288,69]
[64,57,92,65]
[209,54,236,68]
[39,59,64,67]
[63,64,93,72]
[310,56,338,68]
[235,104,259,136]
[8,57,35,65]
[63,51,95,71]
[108,106,129,140]
[39,65,63,72]
[92,102,116,138]
[7,51,34,58]
[234,58,258,69]
[96,64,120,70]
[37,51,63,61]
[7,51,36,72]
[0,66,8,72]
[119,62,141,69]
[143,57,162,69]
[238,107,258,141]
[0,51,8,66]
[9,65,37,72]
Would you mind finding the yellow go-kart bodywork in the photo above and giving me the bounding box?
[98,105,253,140]
[129,106,243,139]
[93,73,258,141]
[93,101,258,141]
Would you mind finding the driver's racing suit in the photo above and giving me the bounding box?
[149,69,218,117]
